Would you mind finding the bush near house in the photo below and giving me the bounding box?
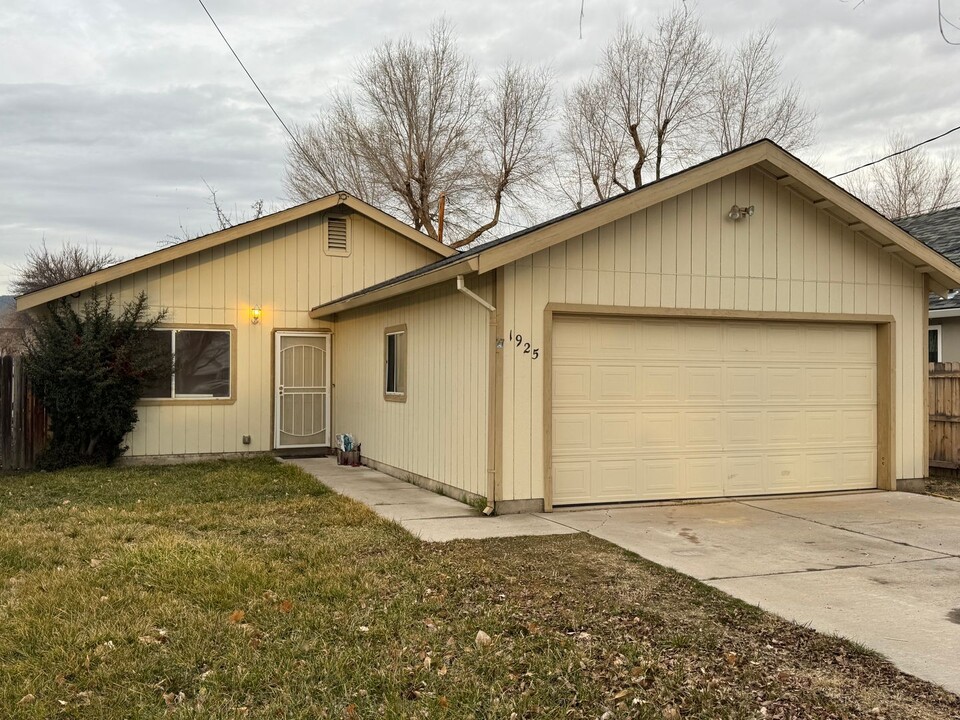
[23,291,168,469]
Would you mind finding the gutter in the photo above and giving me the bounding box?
[456,274,498,516]
[930,308,960,319]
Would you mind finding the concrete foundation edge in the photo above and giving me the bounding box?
[494,498,545,514]
[897,478,926,493]
[361,457,485,507]
[118,451,270,466]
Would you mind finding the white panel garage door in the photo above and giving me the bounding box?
[551,316,877,505]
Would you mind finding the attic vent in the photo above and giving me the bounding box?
[325,215,350,255]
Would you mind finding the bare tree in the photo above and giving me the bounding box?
[165,180,265,245]
[284,20,554,248]
[11,241,117,296]
[558,6,816,206]
[844,132,959,218]
[707,28,817,154]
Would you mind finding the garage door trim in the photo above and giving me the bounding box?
[542,304,896,512]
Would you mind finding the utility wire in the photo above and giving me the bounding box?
[195,0,320,173]
[829,123,960,179]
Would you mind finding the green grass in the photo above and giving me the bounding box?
[1,458,957,718]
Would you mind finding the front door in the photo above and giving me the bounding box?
[274,332,331,449]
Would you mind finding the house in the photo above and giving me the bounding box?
[894,206,960,363]
[17,140,960,512]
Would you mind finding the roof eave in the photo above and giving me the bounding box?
[308,256,478,319]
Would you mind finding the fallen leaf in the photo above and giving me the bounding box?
[438,696,449,708]
[662,706,681,720]
[18,694,35,705]
[423,655,432,671]
[279,599,293,613]
[724,651,738,666]
[475,630,492,647]
[228,610,246,624]
[343,703,358,719]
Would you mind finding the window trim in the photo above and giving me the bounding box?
[323,213,352,257]
[929,324,943,364]
[139,324,238,406]
[384,323,407,403]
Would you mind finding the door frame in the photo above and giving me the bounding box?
[273,330,333,450]
[541,304,896,511]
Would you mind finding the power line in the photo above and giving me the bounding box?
[829,123,960,179]
[195,0,319,173]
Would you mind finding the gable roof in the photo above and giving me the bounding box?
[310,139,960,318]
[16,192,454,311]
[895,205,960,310]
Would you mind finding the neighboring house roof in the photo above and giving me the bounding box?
[310,139,960,319]
[16,192,454,311]
[894,206,960,312]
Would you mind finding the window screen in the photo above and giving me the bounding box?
[141,328,231,400]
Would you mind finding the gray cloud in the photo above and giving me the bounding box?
[1,0,959,291]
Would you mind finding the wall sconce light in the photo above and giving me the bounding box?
[728,205,755,221]
[251,305,262,325]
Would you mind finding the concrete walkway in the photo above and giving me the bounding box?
[286,457,574,541]
[546,493,960,695]
[287,458,960,694]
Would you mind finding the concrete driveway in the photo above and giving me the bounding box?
[546,492,960,695]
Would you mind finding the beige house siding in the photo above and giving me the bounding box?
[82,211,441,457]
[499,167,927,503]
[332,275,493,499]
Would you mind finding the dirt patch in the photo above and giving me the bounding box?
[926,475,960,501]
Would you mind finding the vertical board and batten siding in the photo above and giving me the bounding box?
[332,276,493,498]
[78,212,440,457]
[500,167,926,503]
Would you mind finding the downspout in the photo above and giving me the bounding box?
[456,274,498,515]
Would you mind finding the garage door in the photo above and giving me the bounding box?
[551,316,877,505]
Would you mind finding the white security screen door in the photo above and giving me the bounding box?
[275,332,331,448]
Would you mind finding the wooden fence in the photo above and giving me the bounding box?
[0,355,48,470]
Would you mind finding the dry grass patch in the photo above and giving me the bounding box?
[926,474,960,500]
[1,458,957,718]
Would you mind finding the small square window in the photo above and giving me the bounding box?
[384,325,407,401]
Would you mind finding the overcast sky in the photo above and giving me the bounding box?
[1,0,958,292]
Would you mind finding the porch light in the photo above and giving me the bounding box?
[251,305,262,325]
[728,204,755,221]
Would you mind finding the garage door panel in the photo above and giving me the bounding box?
[725,411,764,448]
[767,367,804,402]
[594,412,638,450]
[641,458,682,497]
[805,409,839,444]
[841,409,876,444]
[641,412,681,448]
[553,461,592,504]
[842,367,876,402]
[724,455,765,495]
[684,366,724,403]
[724,323,763,357]
[683,323,722,354]
[767,454,805,492]
[553,412,592,451]
[685,457,724,496]
[684,412,723,448]
[553,364,591,402]
[641,366,681,402]
[804,367,841,401]
[595,365,638,402]
[639,321,680,358]
[725,366,765,402]
[767,410,804,445]
[594,459,638,500]
[551,316,877,505]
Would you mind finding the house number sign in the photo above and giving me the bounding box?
[507,330,540,360]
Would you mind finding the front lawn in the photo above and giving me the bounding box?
[1,458,956,718]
